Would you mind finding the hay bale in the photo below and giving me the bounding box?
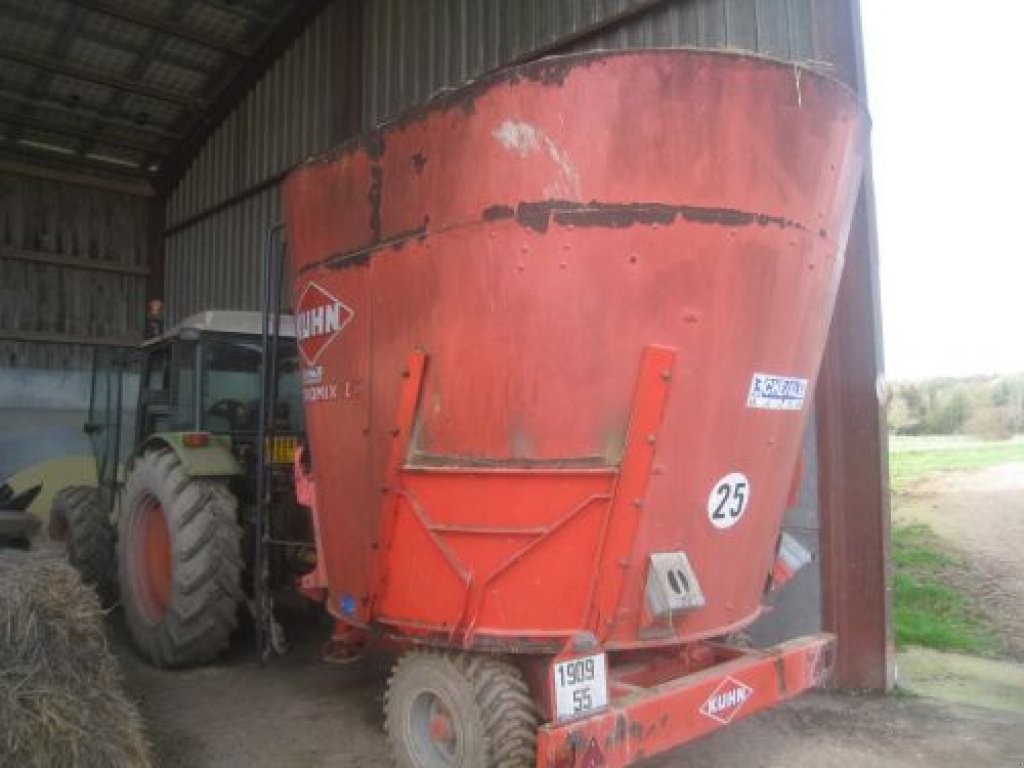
[0,547,151,768]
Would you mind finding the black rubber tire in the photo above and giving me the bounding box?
[118,448,244,667]
[49,485,117,605]
[385,651,539,768]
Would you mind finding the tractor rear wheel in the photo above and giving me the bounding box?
[49,485,116,605]
[385,651,539,768]
[118,448,243,667]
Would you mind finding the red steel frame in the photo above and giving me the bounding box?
[364,346,676,649]
[296,347,837,765]
[535,634,835,767]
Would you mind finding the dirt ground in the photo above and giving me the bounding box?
[113,615,1024,768]
[109,462,1024,767]
[894,462,1024,659]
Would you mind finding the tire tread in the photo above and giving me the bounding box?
[385,650,539,767]
[118,449,242,667]
[51,484,116,605]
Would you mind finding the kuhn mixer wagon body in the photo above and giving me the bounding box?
[284,49,866,768]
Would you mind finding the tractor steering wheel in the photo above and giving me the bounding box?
[207,398,248,431]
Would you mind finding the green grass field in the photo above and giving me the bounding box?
[889,435,1024,493]
[889,435,1021,656]
[891,524,999,655]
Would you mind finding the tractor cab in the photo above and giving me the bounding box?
[136,310,303,474]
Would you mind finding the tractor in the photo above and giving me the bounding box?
[50,310,313,666]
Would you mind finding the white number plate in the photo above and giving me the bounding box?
[553,653,608,722]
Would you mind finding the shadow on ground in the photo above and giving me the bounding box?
[112,608,1024,768]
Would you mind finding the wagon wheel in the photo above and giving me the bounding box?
[385,651,539,768]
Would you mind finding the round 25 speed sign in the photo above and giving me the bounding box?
[707,472,750,529]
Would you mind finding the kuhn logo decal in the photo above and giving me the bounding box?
[699,677,753,724]
[295,282,353,365]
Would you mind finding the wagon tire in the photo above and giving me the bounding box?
[385,651,538,768]
[118,448,243,667]
[49,484,117,606]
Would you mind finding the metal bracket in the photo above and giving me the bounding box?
[645,551,705,618]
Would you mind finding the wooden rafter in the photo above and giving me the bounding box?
[0,46,207,110]
[74,0,254,58]
[1,111,165,155]
[0,89,181,141]
[0,246,150,276]
[0,143,149,183]
[0,2,220,76]
[81,0,207,166]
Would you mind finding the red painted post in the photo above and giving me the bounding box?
[815,0,895,692]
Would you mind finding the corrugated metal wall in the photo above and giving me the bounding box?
[164,1,347,324]
[0,171,147,370]
[164,0,824,323]
[165,187,279,327]
[362,0,818,127]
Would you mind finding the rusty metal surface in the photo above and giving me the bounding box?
[535,633,836,767]
[284,49,868,649]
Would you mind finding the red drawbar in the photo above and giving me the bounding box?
[536,634,835,767]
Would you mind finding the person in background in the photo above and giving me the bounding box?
[145,298,164,339]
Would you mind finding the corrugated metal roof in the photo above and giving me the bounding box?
[0,0,323,181]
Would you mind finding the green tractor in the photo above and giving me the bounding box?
[50,311,313,666]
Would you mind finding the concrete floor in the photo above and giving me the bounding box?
[114,616,1024,768]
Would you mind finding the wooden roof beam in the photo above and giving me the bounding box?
[0,111,167,156]
[0,1,221,75]
[0,154,152,195]
[0,46,207,111]
[75,0,255,58]
[0,89,181,140]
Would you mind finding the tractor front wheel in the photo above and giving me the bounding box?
[49,485,116,605]
[118,448,243,666]
[385,651,539,768]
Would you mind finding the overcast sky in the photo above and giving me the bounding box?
[860,1,1024,381]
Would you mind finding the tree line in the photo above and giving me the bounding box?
[888,372,1024,438]
[887,374,1024,439]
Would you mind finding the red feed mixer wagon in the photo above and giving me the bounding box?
[283,48,867,768]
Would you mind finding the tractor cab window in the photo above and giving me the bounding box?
[203,340,260,432]
[200,339,303,433]
[276,355,302,431]
[138,345,171,437]
[172,342,197,429]
[145,347,170,392]
[137,342,198,438]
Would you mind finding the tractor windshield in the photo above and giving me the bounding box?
[201,338,303,434]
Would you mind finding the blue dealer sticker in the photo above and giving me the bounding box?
[746,373,808,411]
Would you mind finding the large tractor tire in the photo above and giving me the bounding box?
[385,651,539,768]
[118,448,243,667]
[49,485,117,605]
